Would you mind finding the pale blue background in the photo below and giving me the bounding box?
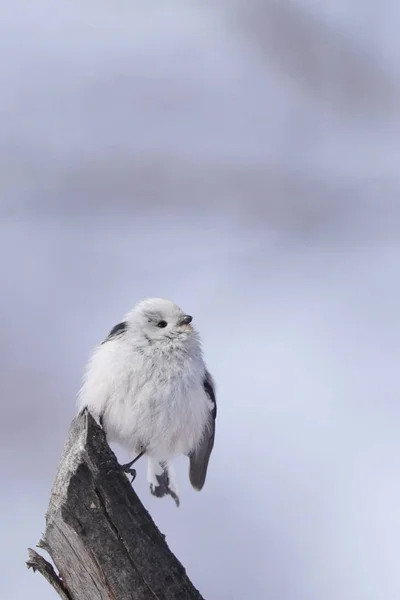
[1,1,400,599]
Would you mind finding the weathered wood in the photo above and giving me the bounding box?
[27,548,72,600]
[27,410,205,600]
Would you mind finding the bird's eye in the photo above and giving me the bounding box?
[157,320,167,328]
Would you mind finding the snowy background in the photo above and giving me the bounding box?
[1,1,400,599]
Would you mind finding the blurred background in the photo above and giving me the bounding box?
[1,1,400,599]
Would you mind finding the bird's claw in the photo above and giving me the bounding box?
[127,468,137,483]
[118,452,144,483]
[120,463,137,483]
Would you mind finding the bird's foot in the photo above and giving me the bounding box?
[120,462,137,483]
[119,451,144,483]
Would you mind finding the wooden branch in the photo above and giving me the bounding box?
[27,410,205,600]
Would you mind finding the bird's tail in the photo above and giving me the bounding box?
[147,458,180,507]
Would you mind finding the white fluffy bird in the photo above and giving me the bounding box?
[78,298,216,506]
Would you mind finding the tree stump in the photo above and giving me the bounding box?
[27,410,205,600]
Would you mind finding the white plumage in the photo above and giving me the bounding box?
[78,298,216,506]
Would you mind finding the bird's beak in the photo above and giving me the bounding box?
[179,315,193,326]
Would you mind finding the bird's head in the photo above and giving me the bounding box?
[127,298,197,344]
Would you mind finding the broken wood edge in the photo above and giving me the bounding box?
[26,548,72,600]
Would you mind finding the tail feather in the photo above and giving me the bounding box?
[147,458,180,507]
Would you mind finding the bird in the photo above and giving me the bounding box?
[77,297,216,507]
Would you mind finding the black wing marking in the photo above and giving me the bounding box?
[101,321,127,345]
[188,370,216,491]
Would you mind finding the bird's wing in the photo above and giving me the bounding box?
[188,370,217,491]
[78,321,128,421]
[98,321,128,424]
